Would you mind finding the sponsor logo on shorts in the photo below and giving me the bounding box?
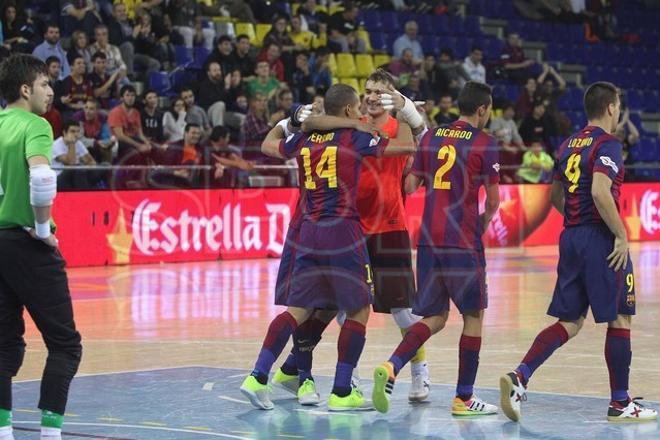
[640,190,660,234]
[599,156,619,173]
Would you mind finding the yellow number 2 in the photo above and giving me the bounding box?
[300,146,337,190]
[626,273,634,293]
[433,145,457,190]
[564,153,581,193]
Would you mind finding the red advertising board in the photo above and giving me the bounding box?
[52,184,660,267]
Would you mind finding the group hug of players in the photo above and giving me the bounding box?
[239,68,658,423]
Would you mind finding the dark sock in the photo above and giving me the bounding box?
[517,322,569,384]
[332,320,366,397]
[389,322,432,375]
[456,335,481,400]
[605,328,631,402]
[294,317,331,382]
[253,311,298,383]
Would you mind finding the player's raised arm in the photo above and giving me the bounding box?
[261,120,288,159]
[592,172,628,271]
[379,86,427,136]
[302,115,381,137]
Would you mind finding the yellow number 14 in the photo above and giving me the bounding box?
[301,146,338,190]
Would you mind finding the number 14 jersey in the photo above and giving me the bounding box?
[553,125,624,228]
[412,120,499,250]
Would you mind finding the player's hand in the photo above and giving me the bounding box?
[607,236,629,271]
[26,228,59,248]
[293,104,313,125]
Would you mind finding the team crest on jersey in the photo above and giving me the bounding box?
[369,136,381,147]
[627,293,635,307]
[599,156,619,173]
[492,163,501,173]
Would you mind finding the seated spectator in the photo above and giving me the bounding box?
[153,12,184,69]
[45,56,61,89]
[167,0,214,49]
[400,73,429,102]
[247,60,281,99]
[393,21,423,65]
[88,25,128,83]
[499,32,539,84]
[140,89,165,144]
[70,30,92,69]
[535,63,568,134]
[516,137,554,184]
[180,87,211,135]
[224,68,248,127]
[233,34,256,81]
[419,54,444,101]
[515,77,538,121]
[263,15,297,53]
[463,46,486,84]
[434,93,459,125]
[437,48,470,100]
[151,123,203,188]
[60,0,102,37]
[42,101,63,139]
[269,88,293,120]
[132,10,165,79]
[327,1,366,53]
[258,43,285,82]
[2,3,33,54]
[289,51,315,103]
[388,48,419,87]
[241,93,273,161]
[205,35,235,76]
[298,0,328,34]
[55,54,94,115]
[309,47,332,94]
[198,61,231,126]
[199,0,255,22]
[52,120,100,190]
[74,98,115,163]
[490,101,525,183]
[88,51,120,110]
[519,100,555,153]
[615,107,640,166]
[290,14,321,51]
[205,125,254,187]
[163,98,187,143]
[32,24,70,79]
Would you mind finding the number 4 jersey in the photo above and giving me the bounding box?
[554,125,624,228]
[412,120,500,249]
[279,128,389,222]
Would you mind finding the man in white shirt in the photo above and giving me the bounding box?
[393,21,424,64]
[462,46,486,84]
[52,120,98,189]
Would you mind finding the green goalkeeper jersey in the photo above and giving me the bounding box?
[0,107,54,229]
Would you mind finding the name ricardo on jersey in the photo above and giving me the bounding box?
[434,127,473,139]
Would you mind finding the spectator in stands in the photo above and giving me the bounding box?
[224,68,248,118]
[309,47,332,94]
[61,0,103,37]
[88,51,120,110]
[205,35,235,76]
[2,3,33,54]
[108,84,152,164]
[587,0,619,41]
[515,77,538,121]
[393,21,423,65]
[45,56,61,89]
[89,25,128,83]
[516,137,554,184]
[55,54,94,115]
[241,92,273,160]
[198,61,231,126]
[163,97,187,142]
[298,0,327,34]
[270,88,293,119]
[500,32,538,84]
[388,48,419,87]
[205,125,254,188]
[290,51,315,103]
[154,12,183,69]
[263,15,297,53]
[535,63,568,134]
[180,87,211,135]
[152,123,203,188]
[141,89,165,144]
[463,46,486,84]
[327,1,366,53]
[199,0,255,23]
[247,60,281,99]
[290,14,321,51]
[400,73,429,102]
[419,54,444,101]
[32,24,70,79]
[133,10,166,76]
[259,42,286,82]
[74,98,115,163]
[615,107,640,165]
[233,34,256,80]
[437,48,470,100]
[52,120,99,190]
[434,93,459,125]
[168,0,215,50]
[42,101,63,139]
[519,100,554,153]
[490,101,526,183]
[70,30,92,69]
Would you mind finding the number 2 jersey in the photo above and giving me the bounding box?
[279,128,389,222]
[553,125,624,228]
[411,120,500,249]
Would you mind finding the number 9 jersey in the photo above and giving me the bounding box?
[553,125,624,227]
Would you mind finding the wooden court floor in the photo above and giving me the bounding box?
[16,242,660,403]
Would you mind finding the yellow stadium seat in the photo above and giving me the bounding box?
[315,5,328,13]
[327,53,337,76]
[355,54,374,78]
[339,77,359,92]
[336,53,357,78]
[373,54,391,68]
[357,29,372,53]
[329,4,344,15]
[255,24,272,47]
[235,22,256,45]
[332,76,339,85]
[292,3,300,14]
[358,78,367,94]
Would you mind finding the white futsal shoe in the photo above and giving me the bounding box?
[499,371,527,422]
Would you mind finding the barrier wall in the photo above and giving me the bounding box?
[52,183,660,267]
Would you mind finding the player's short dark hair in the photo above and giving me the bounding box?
[119,84,136,97]
[45,56,60,67]
[67,52,85,66]
[210,125,230,142]
[324,83,358,116]
[457,81,492,116]
[236,34,249,43]
[184,123,201,133]
[180,86,194,96]
[0,54,48,103]
[584,81,619,120]
[91,51,107,62]
[367,68,395,87]
[217,35,232,45]
[143,88,158,98]
[62,120,80,132]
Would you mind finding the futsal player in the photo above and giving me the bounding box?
[0,54,82,440]
[371,81,501,416]
[499,82,657,423]
[240,84,415,411]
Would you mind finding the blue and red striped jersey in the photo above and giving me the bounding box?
[412,120,500,249]
[279,128,388,221]
[553,125,624,227]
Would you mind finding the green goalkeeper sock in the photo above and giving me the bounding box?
[0,409,11,427]
[41,410,63,429]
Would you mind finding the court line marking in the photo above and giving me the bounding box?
[294,409,360,417]
[203,382,215,391]
[13,426,135,440]
[14,421,252,439]
[218,395,251,405]
[13,364,209,383]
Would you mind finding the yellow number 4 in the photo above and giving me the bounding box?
[433,144,457,190]
[301,146,337,190]
[564,153,581,193]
